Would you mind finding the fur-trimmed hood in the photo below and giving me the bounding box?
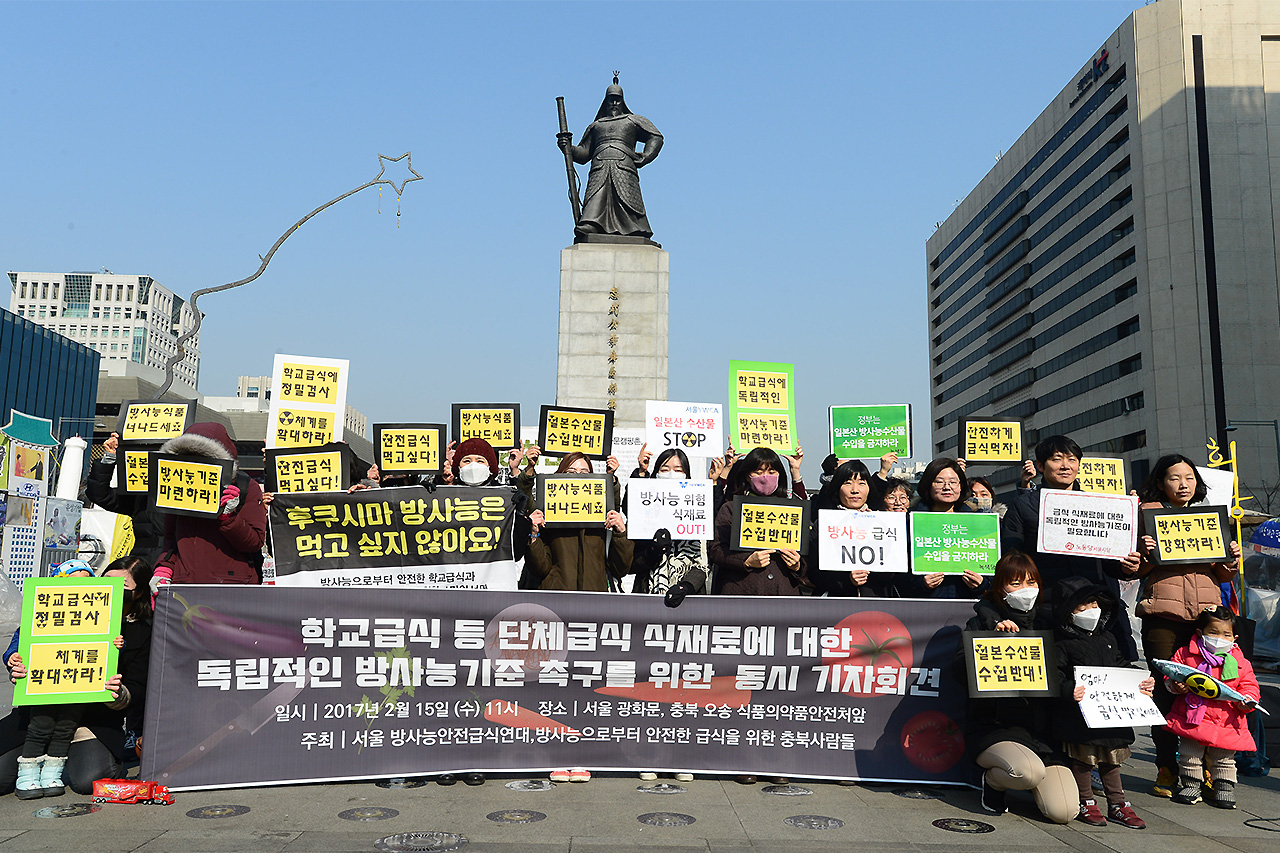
[161,422,238,475]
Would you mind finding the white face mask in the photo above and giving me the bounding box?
[1071,606,1103,632]
[458,462,492,485]
[1004,587,1039,612]
[655,470,684,480]
[1202,635,1235,656]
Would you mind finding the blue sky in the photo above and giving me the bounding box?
[2,0,1141,476]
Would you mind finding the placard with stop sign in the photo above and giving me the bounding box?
[645,400,723,458]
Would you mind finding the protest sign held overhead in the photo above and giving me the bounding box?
[1036,490,1138,560]
[452,403,520,452]
[536,473,614,527]
[1074,666,1166,729]
[910,512,1000,574]
[727,360,796,453]
[116,399,196,445]
[149,454,234,518]
[730,495,810,554]
[267,354,349,448]
[538,405,613,460]
[958,418,1022,463]
[374,424,446,476]
[644,401,722,458]
[625,478,714,540]
[13,576,124,706]
[119,448,151,495]
[1142,505,1232,565]
[1078,456,1126,494]
[828,404,911,459]
[265,443,352,494]
[961,630,1058,698]
[817,510,909,573]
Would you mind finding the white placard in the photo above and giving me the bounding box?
[1196,465,1236,509]
[1075,666,1165,729]
[645,401,723,459]
[1036,489,1138,560]
[266,353,350,449]
[625,479,714,540]
[816,509,910,573]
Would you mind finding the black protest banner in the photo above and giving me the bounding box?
[141,588,972,791]
[269,485,518,589]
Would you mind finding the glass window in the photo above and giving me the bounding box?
[38,309,46,318]
[52,283,59,300]
[95,284,102,300]
[126,286,133,302]
[19,283,26,298]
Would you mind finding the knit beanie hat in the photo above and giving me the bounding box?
[452,437,498,480]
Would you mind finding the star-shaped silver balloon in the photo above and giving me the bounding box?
[374,152,423,196]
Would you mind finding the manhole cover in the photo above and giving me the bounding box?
[637,783,687,794]
[892,788,943,799]
[505,779,554,791]
[34,803,99,818]
[486,809,547,824]
[784,815,845,830]
[186,805,250,819]
[932,818,995,833]
[373,832,468,852]
[377,778,426,789]
[338,807,399,821]
[637,812,697,827]
[762,784,812,796]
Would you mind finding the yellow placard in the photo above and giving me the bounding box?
[970,636,1049,692]
[739,503,805,550]
[278,362,342,404]
[274,451,344,494]
[379,429,441,472]
[273,408,337,448]
[734,369,790,411]
[1079,457,1126,494]
[154,458,224,514]
[734,413,793,453]
[544,410,606,457]
[458,408,516,447]
[23,641,112,697]
[963,420,1022,463]
[542,478,609,524]
[122,449,150,493]
[1153,513,1227,561]
[29,584,115,638]
[120,402,190,442]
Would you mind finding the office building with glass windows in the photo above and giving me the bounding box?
[926,0,1280,499]
[0,308,100,440]
[7,271,201,391]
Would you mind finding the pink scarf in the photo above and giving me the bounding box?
[1183,633,1223,726]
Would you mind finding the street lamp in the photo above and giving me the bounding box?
[1225,419,1280,481]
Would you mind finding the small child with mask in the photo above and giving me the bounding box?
[1164,605,1259,809]
[1050,577,1153,829]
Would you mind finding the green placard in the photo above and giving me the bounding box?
[829,404,911,459]
[909,512,1001,575]
[727,360,797,454]
[14,577,124,706]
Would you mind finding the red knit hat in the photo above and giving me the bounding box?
[452,437,498,480]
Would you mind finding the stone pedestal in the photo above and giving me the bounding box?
[556,243,668,428]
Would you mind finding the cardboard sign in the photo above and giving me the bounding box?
[958,418,1022,464]
[149,454,233,518]
[118,449,151,495]
[267,353,349,449]
[816,509,909,573]
[116,399,196,445]
[910,512,1000,575]
[644,401,723,458]
[729,495,810,554]
[538,405,613,460]
[536,473,615,527]
[1142,505,1231,565]
[728,360,797,454]
[451,403,520,452]
[265,443,352,494]
[1079,456,1126,495]
[829,404,911,459]
[374,424,445,476]
[1074,666,1166,729]
[625,479,714,540]
[1036,490,1139,560]
[962,630,1058,698]
[13,576,124,706]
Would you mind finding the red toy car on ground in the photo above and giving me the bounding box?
[91,779,175,805]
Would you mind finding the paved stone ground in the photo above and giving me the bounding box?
[0,730,1277,853]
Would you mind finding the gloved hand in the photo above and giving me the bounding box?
[149,573,172,596]
[664,581,696,608]
[219,484,241,515]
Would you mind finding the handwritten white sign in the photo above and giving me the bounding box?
[816,509,910,573]
[1037,490,1138,560]
[1075,666,1165,729]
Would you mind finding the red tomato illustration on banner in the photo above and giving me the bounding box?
[900,710,964,774]
[820,610,913,697]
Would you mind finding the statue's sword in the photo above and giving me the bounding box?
[556,97,583,224]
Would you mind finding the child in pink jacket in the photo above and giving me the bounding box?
[1164,605,1260,809]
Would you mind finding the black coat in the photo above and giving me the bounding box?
[908,504,988,599]
[84,458,167,565]
[806,497,907,598]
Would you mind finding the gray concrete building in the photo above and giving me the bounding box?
[926,0,1280,506]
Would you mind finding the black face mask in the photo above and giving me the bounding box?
[120,588,134,608]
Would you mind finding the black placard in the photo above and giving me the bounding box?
[535,473,616,528]
[961,630,1059,698]
[729,494,811,555]
[451,403,521,452]
[537,405,613,461]
[264,442,353,494]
